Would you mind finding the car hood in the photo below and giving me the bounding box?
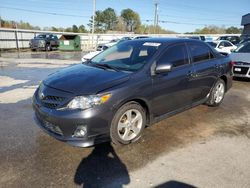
[44,64,130,95]
[31,38,44,41]
[230,53,250,63]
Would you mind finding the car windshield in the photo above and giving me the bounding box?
[234,42,250,53]
[35,34,46,39]
[206,42,217,48]
[89,41,161,72]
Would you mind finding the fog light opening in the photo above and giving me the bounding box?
[73,126,87,138]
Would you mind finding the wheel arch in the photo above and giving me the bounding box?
[220,75,227,90]
[114,98,152,127]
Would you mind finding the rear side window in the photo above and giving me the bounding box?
[189,42,212,63]
[224,41,232,47]
[158,44,189,68]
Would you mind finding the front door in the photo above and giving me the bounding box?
[151,43,194,117]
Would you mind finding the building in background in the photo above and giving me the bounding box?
[241,13,250,36]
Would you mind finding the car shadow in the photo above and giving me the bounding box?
[154,180,197,188]
[74,142,130,188]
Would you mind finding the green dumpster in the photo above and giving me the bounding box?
[59,35,81,51]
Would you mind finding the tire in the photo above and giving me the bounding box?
[110,102,146,145]
[206,78,226,107]
[45,44,51,51]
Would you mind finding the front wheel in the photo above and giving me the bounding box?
[110,102,146,145]
[206,78,226,107]
[45,44,51,51]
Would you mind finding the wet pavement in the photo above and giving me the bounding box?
[0,56,250,188]
[0,50,84,61]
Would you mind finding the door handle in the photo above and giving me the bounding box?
[187,71,196,78]
[215,64,223,69]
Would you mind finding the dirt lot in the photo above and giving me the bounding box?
[0,53,250,188]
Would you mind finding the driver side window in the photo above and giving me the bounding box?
[158,44,189,68]
[219,42,225,48]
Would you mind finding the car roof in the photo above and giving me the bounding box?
[129,37,203,45]
[216,40,233,43]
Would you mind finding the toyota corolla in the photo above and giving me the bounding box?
[33,38,233,147]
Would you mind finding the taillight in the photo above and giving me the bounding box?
[230,61,236,68]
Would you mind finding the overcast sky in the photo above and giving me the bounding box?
[0,0,249,33]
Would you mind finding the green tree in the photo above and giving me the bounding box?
[121,9,141,32]
[72,25,79,33]
[193,25,226,34]
[65,27,73,32]
[226,26,242,34]
[102,8,117,30]
[137,24,177,34]
[88,10,105,33]
[51,27,58,31]
[78,25,87,33]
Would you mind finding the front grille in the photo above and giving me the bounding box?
[41,95,65,109]
[233,66,249,75]
[37,84,68,109]
[43,102,59,109]
[44,95,65,102]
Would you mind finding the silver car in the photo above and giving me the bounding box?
[230,41,250,78]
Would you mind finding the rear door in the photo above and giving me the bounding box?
[223,41,235,53]
[151,43,193,116]
[186,41,218,103]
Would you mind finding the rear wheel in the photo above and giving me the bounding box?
[206,78,225,107]
[110,102,146,145]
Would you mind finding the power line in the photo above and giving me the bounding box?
[0,6,90,18]
[159,2,244,15]
[142,19,241,26]
[160,14,240,23]
[2,1,92,13]
[158,5,242,18]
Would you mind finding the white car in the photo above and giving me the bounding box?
[81,45,109,62]
[230,41,250,78]
[206,40,237,54]
[81,37,132,62]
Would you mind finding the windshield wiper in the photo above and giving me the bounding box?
[92,63,121,72]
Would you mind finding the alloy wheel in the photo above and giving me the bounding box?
[214,83,225,104]
[117,109,143,141]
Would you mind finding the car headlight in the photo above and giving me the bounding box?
[67,94,111,110]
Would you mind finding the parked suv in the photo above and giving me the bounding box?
[33,38,233,147]
[30,34,59,51]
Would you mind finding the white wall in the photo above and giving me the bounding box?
[0,28,240,51]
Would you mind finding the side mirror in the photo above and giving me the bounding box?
[218,45,224,49]
[155,63,172,74]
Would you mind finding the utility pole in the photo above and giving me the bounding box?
[91,0,96,49]
[0,15,1,28]
[156,14,159,34]
[154,2,158,34]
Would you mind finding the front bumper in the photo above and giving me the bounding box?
[32,95,112,147]
[233,65,250,78]
[30,42,45,50]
